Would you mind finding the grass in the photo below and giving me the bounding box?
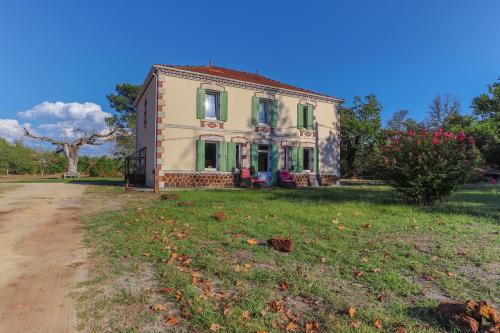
[79,184,499,332]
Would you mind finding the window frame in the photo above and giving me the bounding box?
[235,144,243,170]
[283,147,292,171]
[204,141,219,171]
[204,91,220,120]
[303,147,313,172]
[303,105,309,129]
[143,99,147,129]
[258,99,271,125]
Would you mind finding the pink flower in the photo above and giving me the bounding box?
[407,130,416,136]
[457,131,465,142]
[444,131,454,138]
[417,139,422,145]
[468,137,476,145]
[431,138,440,145]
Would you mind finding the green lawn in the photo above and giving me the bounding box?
[80,185,499,333]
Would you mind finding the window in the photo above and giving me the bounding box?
[284,147,292,171]
[259,99,271,125]
[205,92,219,120]
[303,148,313,171]
[204,142,218,170]
[235,144,242,169]
[143,99,147,129]
[303,107,308,129]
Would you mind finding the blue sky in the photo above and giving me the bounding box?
[0,0,499,153]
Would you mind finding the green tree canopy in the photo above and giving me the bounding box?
[339,95,382,177]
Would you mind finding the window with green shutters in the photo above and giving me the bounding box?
[196,140,205,171]
[219,142,228,171]
[314,146,319,173]
[271,100,278,127]
[251,97,260,125]
[297,104,314,129]
[225,142,237,172]
[270,144,279,185]
[196,88,228,122]
[250,144,259,176]
[297,104,304,129]
[297,147,304,172]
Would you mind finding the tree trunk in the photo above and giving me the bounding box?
[63,144,79,174]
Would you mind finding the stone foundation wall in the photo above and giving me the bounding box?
[160,172,235,188]
[291,173,337,187]
[160,172,336,188]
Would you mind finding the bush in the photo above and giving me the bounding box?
[380,128,478,205]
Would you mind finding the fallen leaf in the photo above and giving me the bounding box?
[338,224,346,230]
[210,323,221,331]
[395,324,407,333]
[349,320,361,328]
[320,257,326,263]
[361,257,369,263]
[242,310,251,320]
[151,304,167,312]
[305,321,319,333]
[353,271,364,278]
[430,256,438,261]
[279,281,289,292]
[247,239,258,245]
[447,271,455,277]
[331,218,339,224]
[164,316,180,325]
[372,268,381,273]
[377,292,388,302]
[347,306,356,318]
[286,321,298,331]
[374,319,382,329]
[256,331,268,333]
[362,223,372,229]
[161,287,173,294]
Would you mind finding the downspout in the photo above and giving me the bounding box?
[152,70,159,193]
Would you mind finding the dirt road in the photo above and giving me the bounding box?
[0,183,88,332]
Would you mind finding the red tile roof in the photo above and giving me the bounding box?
[155,64,339,100]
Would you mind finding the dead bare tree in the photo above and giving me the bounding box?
[24,128,116,176]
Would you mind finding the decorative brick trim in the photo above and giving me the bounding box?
[160,172,236,188]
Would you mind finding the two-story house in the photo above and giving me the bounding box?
[130,64,341,188]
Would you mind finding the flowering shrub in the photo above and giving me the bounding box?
[381,128,478,205]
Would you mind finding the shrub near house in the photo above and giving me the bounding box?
[381,128,478,205]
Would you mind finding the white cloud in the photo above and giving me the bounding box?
[0,119,31,143]
[17,101,112,140]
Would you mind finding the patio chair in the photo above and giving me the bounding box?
[278,169,297,188]
[240,167,266,189]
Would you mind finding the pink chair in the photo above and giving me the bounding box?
[240,168,266,189]
[279,169,297,188]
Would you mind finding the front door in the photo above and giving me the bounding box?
[257,145,271,185]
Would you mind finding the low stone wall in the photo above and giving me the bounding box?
[319,174,336,186]
[290,173,309,187]
[160,172,235,188]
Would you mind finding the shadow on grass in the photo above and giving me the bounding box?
[406,306,451,332]
[269,185,499,221]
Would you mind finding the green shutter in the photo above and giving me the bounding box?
[297,147,304,173]
[196,88,206,119]
[196,140,205,171]
[219,142,228,171]
[251,97,260,125]
[271,144,279,186]
[250,144,259,176]
[271,100,278,127]
[291,146,298,172]
[314,146,319,173]
[307,105,314,129]
[297,104,304,129]
[219,91,228,122]
[226,142,236,172]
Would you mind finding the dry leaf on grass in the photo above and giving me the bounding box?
[395,325,407,333]
[164,316,180,325]
[372,268,381,273]
[286,321,298,331]
[447,271,455,277]
[353,271,364,278]
[305,321,319,333]
[374,319,382,329]
[242,310,251,320]
[210,323,222,331]
[151,304,167,312]
[362,223,372,229]
[279,281,289,292]
[247,239,258,245]
[337,224,346,230]
[349,320,361,328]
[347,306,356,318]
